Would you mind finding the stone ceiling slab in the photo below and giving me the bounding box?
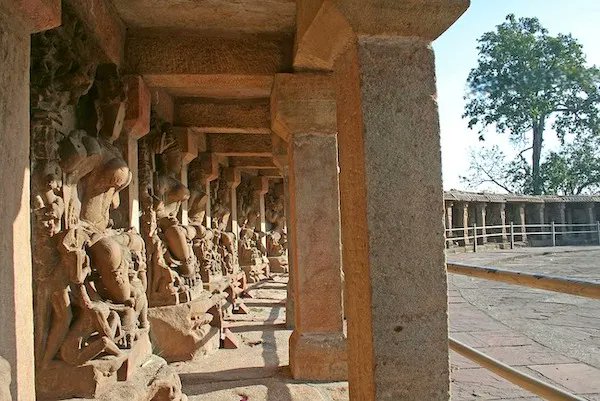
[111,0,296,34]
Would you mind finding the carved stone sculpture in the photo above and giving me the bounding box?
[237,175,270,283]
[138,117,221,361]
[30,15,186,398]
[265,180,289,273]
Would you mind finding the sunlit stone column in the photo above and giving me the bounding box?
[0,2,60,399]
[476,203,487,244]
[460,202,470,245]
[252,176,269,249]
[224,167,241,234]
[516,203,527,241]
[271,73,347,380]
[445,201,453,239]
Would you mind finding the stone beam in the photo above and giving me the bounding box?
[150,87,174,123]
[271,74,336,142]
[125,31,293,76]
[294,0,470,70]
[229,157,277,169]
[259,169,284,178]
[142,74,273,99]
[123,75,151,139]
[0,0,61,32]
[66,0,126,65]
[175,99,270,134]
[208,134,272,157]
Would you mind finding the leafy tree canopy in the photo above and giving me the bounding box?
[463,14,600,194]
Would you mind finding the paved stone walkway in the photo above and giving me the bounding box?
[179,246,600,400]
[449,246,600,401]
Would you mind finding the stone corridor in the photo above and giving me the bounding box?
[167,248,600,401]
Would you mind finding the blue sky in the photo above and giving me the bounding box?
[433,0,600,191]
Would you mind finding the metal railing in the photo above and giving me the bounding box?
[446,221,600,252]
[448,262,599,400]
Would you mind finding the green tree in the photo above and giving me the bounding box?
[464,14,600,194]
[540,135,600,195]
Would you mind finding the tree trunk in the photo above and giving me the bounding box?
[531,121,544,195]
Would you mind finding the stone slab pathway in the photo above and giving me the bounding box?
[178,246,600,400]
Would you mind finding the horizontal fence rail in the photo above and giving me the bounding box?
[447,263,600,299]
[445,221,600,251]
[449,338,586,401]
[447,261,599,400]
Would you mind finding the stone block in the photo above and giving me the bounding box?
[123,75,151,139]
[289,331,347,381]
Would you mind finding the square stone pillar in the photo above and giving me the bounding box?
[445,202,453,238]
[174,127,200,225]
[252,176,269,248]
[1,3,60,399]
[224,167,241,234]
[121,75,151,231]
[333,37,449,400]
[498,203,508,242]
[460,202,470,245]
[476,203,487,244]
[516,203,527,241]
[271,73,347,380]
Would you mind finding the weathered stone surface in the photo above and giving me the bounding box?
[175,99,270,134]
[294,0,470,69]
[148,297,221,363]
[335,37,449,400]
[229,157,277,169]
[123,75,151,139]
[271,73,336,142]
[112,0,296,34]
[126,31,293,76]
[0,357,11,401]
[208,134,273,157]
[0,11,35,400]
[289,332,347,381]
[143,74,274,99]
[67,0,126,65]
[0,0,61,32]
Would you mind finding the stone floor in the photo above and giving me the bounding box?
[178,246,600,401]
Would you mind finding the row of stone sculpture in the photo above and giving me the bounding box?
[29,10,287,400]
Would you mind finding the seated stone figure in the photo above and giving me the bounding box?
[35,128,152,399]
[141,125,203,307]
[238,226,270,283]
[266,230,289,273]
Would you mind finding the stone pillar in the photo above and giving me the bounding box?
[334,37,451,401]
[460,202,470,245]
[476,203,487,244]
[554,203,566,241]
[272,136,295,328]
[121,75,151,231]
[174,127,199,225]
[0,3,60,399]
[292,2,468,399]
[498,203,508,242]
[516,203,527,242]
[224,167,241,235]
[445,202,453,239]
[252,176,269,248]
[271,74,346,380]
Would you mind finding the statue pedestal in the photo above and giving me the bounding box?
[268,255,289,273]
[148,294,221,362]
[36,331,154,400]
[241,257,270,283]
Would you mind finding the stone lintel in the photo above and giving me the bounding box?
[271,73,337,142]
[251,176,270,195]
[201,153,220,183]
[222,167,241,188]
[229,157,277,169]
[294,0,470,70]
[125,30,293,76]
[172,127,200,165]
[208,134,272,157]
[0,0,61,32]
[142,74,274,99]
[66,0,126,65]
[150,87,174,123]
[259,169,284,179]
[175,99,270,134]
[123,75,151,139]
